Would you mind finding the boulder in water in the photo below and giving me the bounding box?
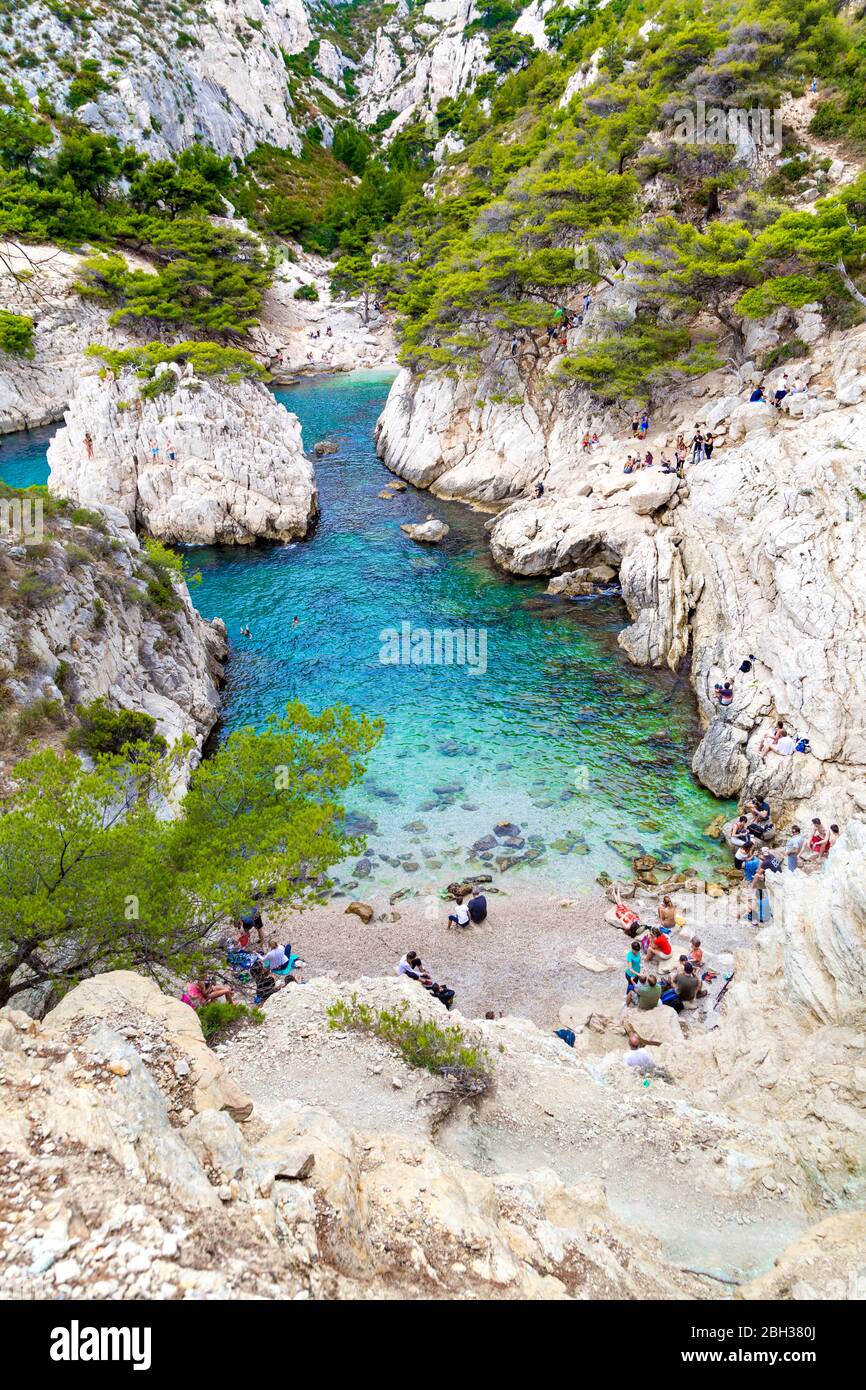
[314,439,339,456]
[401,518,449,544]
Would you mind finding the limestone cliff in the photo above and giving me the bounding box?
[47,366,318,545]
[376,322,866,825]
[0,500,225,787]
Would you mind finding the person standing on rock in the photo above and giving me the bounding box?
[83,431,94,460]
[691,430,705,464]
[783,822,806,867]
[704,431,715,460]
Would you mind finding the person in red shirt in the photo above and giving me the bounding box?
[645,928,672,966]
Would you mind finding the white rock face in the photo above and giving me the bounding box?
[0,243,125,433]
[47,369,318,545]
[3,0,310,160]
[356,0,490,128]
[377,322,866,824]
[0,504,225,777]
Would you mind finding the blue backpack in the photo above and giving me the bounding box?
[555,1028,576,1048]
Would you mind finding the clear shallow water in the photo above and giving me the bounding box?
[1,373,732,894]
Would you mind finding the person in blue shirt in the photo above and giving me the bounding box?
[743,849,762,884]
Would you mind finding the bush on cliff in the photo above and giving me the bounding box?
[0,701,382,1008]
[0,310,34,357]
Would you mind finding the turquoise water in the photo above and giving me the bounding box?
[1,373,731,894]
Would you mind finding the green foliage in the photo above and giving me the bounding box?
[554,319,720,402]
[327,995,491,1081]
[293,281,319,301]
[761,337,808,371]
[0,309,34,357]
[74,219,271,334]
[86,341,268,392]
[0,701,381,1005]
[487,32,535,73]
[69,698,167,760]
[66,58,110,111]
[197,1001,264,1041]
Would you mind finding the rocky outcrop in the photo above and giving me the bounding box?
[0,971,704,1300]
[356,0,491,131]
[0,500,225,783]
[2,0,310,161]
[0,243,123,433]
[379,322,866,824]
[47,368,318,545]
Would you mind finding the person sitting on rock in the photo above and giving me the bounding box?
[749,384,767,403]
[623,1033,655,1069]
[467,888,488,924]
[398,950,424,978]
[623,454,638,474]
[643,450,654,468]
[625,942,642,999]
[758,721,787,756]
[673,961,701,1005]
[581,432,592,452]
[644,929,672,966]
[533,481,545,498]
[447,896,470,929]
[806,818,830,859]
[748,806,774,841]
[689,937,703,970]
[742,845,763,885]
[262,940,288,971]
[658,895,676,929]
[726,813,751,848]
[250,960,277,1005]
[714,680,734,706]
[635,974,662,1010]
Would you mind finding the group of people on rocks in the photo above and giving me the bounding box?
[615,887,710,1018]
[621,424,717,476]
[181,904,305,1011]
[749,373,808,407]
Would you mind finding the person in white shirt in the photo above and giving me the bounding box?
[773,733,796,756]
[397,951,423,979]
[623,1034,655,1070]
[447,897,470,929]
[262,941,288,970]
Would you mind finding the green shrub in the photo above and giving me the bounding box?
[197,1000,264,1041]
[0,310,34,357]
[761,338,809,371]
[69,697,167,759]
[17,698,63,735]
[17,571,58,608]
[327,995,491,1084]
[70,505,107,532]
[293,282,319,301]
[92,595,106,630]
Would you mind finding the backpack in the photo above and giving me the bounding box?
[555,1028,576,1048]
[795,737,810,754]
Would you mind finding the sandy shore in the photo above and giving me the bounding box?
[262,877,758,1029]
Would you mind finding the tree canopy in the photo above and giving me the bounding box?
[0,702,382,1007]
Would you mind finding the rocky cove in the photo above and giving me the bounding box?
[1,370,734,893]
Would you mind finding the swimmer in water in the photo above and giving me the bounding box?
[240,625,252,638]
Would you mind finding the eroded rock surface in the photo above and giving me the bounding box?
[47,369,317,545]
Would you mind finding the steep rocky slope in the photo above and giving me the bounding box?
[1,821,863,1300]
[47,366,318,545]
[0,0,312,159]
[0,499,225,786]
